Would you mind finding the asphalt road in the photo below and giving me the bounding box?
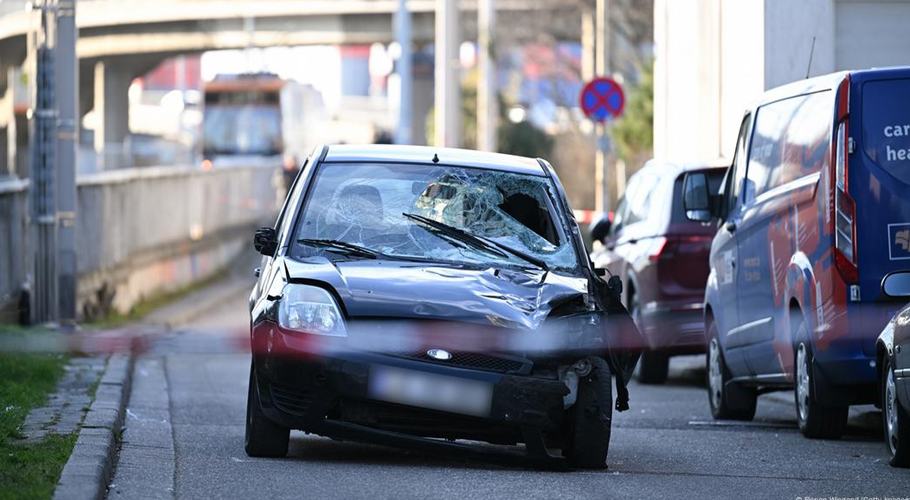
[108,285,910,500]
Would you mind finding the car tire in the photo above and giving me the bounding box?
[882,357,910,467]
[245,363,290,458]
[706,321,757,421]
[638,350,669,385]
[794,334,848,439]
[563,356,613,469]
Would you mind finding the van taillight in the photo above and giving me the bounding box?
[833,77,858,284]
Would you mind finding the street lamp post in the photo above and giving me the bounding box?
[395,0,413,145]
[477,0,497,152]
[434,0,461,148]
[29,0,78,325]
[595,0,612,214]
[56,0,78,325]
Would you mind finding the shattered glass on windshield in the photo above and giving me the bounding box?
[292,163,579,271]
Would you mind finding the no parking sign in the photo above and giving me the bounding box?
[580,77,625,122]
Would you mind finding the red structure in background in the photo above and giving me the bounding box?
[136,55,203,91]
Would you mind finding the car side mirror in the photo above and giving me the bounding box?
[682,172,713,222]
[882,271,910,298]
[253,227,278,256]
[589,215,612,243]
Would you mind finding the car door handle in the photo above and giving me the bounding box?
[724,221,737,233]
[254,267,261,278]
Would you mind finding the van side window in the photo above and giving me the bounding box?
[746,91,832,200]
[725,114,752,216]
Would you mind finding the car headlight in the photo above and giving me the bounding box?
[278,285,347,337]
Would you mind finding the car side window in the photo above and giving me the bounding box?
[275,158,309,249]
[625,177,653,226]
[611,174,639,236]
[610,196,628,236]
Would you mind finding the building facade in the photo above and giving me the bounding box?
[654,0,910,162]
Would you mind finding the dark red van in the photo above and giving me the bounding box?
[590,161,726,383]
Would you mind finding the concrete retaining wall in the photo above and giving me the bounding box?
[0,177,30,322]
[0,165,281,322]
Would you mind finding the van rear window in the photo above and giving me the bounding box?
[862,78,910,185]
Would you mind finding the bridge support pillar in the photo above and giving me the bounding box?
[93,60,131,170]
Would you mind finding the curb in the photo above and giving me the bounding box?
[53,353,135,500]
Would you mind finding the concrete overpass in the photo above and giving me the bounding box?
[0,0,584,171]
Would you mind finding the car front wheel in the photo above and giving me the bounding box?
[563,356,613,469]
[245,363,290,457]
[883,357,910,467]
[706,322,756,421]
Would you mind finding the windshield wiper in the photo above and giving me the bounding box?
[402,213,549,271]
[298,238,385,260]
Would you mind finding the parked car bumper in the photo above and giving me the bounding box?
[250,320,575,468]
[637,301,706,354]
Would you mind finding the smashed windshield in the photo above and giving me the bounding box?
[291,162,579,271]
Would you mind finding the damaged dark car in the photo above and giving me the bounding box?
[246,144,643,469]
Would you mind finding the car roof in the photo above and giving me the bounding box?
[321,144,548,177]
[637,159,729,179]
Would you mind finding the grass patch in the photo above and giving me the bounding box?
[0,351,73,500]
[88,270,226,327]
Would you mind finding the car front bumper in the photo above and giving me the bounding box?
[251,320,574,468]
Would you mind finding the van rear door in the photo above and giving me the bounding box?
[850,69,910,350]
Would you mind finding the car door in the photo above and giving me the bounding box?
[713,114,752,378]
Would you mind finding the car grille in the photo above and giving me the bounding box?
[270,384,315,416]
[389,350,529,374]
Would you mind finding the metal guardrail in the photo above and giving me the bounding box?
[0,164,281,322]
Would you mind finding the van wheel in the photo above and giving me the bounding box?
[563,357,612,469]
[245,363,290,457]
[794,339,848,439]
[638,350,669,385]
[706,322,756,420]
[882,357,910,467]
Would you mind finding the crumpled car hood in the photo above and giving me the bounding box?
[283,257,589,331]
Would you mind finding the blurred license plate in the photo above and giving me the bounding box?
[369,366,493,417]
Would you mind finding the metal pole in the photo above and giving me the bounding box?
[55,0,77,325]
[594,0,611,213]
[476,0,497,151]
[434,0,460,148]
[30,0,58,322]
[581,6,595,83]
[395,0,413,145]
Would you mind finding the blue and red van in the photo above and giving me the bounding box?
[682,67,910,439]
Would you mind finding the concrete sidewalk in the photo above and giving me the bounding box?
[53,252,259,500]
